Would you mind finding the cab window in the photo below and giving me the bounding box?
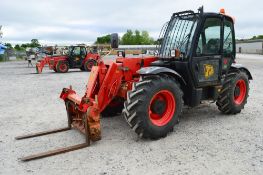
[80,47,86,58]
[80,47,86,55]
[223,20,234,56]
[196,18,222,55]
[73,47,81,55]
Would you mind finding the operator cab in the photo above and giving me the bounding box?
[152,7,238,106]
[68,45,87,67]
[158,7,235,59]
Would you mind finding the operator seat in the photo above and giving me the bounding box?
[205,39,220,54]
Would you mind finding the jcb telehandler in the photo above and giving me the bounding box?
[17,7,252,161]
[36,45,100,73]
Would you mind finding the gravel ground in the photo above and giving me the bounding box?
[0,54,262,175]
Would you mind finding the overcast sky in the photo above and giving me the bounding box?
[0,0,262,45]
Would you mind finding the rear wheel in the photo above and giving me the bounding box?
[56,61,69,73]
[123,75,183,139]
[84,59,97,71]
[80,66,85,71]
[216,71,249,114]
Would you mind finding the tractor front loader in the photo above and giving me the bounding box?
[17,55,157,161]
[36,45,100,74]
[17,7,252,161]
[36,55,67,73]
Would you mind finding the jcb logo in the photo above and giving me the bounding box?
[204,64,214,79]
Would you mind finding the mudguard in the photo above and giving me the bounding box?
[137,66,186,85]
[231,64,253,80]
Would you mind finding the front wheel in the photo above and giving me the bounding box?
[123,75,183,139]
[56,61,69,73]
[216,71,249,114]
[84,59,97,71]
[53,67,58,72]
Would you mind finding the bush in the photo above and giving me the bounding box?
[0,54,6,61]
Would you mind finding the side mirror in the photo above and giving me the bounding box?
[111,33,119,49]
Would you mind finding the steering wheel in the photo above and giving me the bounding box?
[206,39,220,54]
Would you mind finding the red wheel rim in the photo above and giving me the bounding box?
[87,61,94,70]
[234,79,247,105]
[148,90,176,126]
[59,63,67,72]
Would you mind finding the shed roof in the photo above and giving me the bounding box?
[236,39,263,44]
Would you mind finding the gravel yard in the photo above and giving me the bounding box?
[0,54,262,175]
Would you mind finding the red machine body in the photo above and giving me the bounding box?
[60,56,157,140]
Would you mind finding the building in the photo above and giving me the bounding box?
[118,45,157,50]
[236,39,263,54]
[112,45,157,55]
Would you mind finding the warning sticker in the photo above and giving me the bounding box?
[204,64,214,79]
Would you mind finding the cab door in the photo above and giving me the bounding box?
[222,17,235,75]
[191,17,223,87]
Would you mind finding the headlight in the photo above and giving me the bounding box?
[171,49,181,58]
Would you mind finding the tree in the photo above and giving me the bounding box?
[14,44,20,50]
[121,30,134,45]
[30,39,41,47]
[14,44,19,49]
[141,31,154,45]
[18,39,41,49]
[121,29,155,45]
[95,34,111,44]
[4,43,13,49]
[251,35,263,40]
[21,43,29,48]
[134,30,142,44]
[14,44,25,51]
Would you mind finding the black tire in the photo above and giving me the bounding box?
[53,67,58,72]
[216,71,249,114]
[84,59,97,71]
[80,66,85,71]
[36,66,39,74]
[56,61,69,73]
[101,98,124,117]
[123,74,183,139]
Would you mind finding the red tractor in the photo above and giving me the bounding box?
[17,8,252,161]
[36,45,100,73]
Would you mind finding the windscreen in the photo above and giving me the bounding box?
[68,46,74,55]
[158,13,198,58]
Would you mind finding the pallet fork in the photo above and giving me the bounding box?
[15,101,91,161]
